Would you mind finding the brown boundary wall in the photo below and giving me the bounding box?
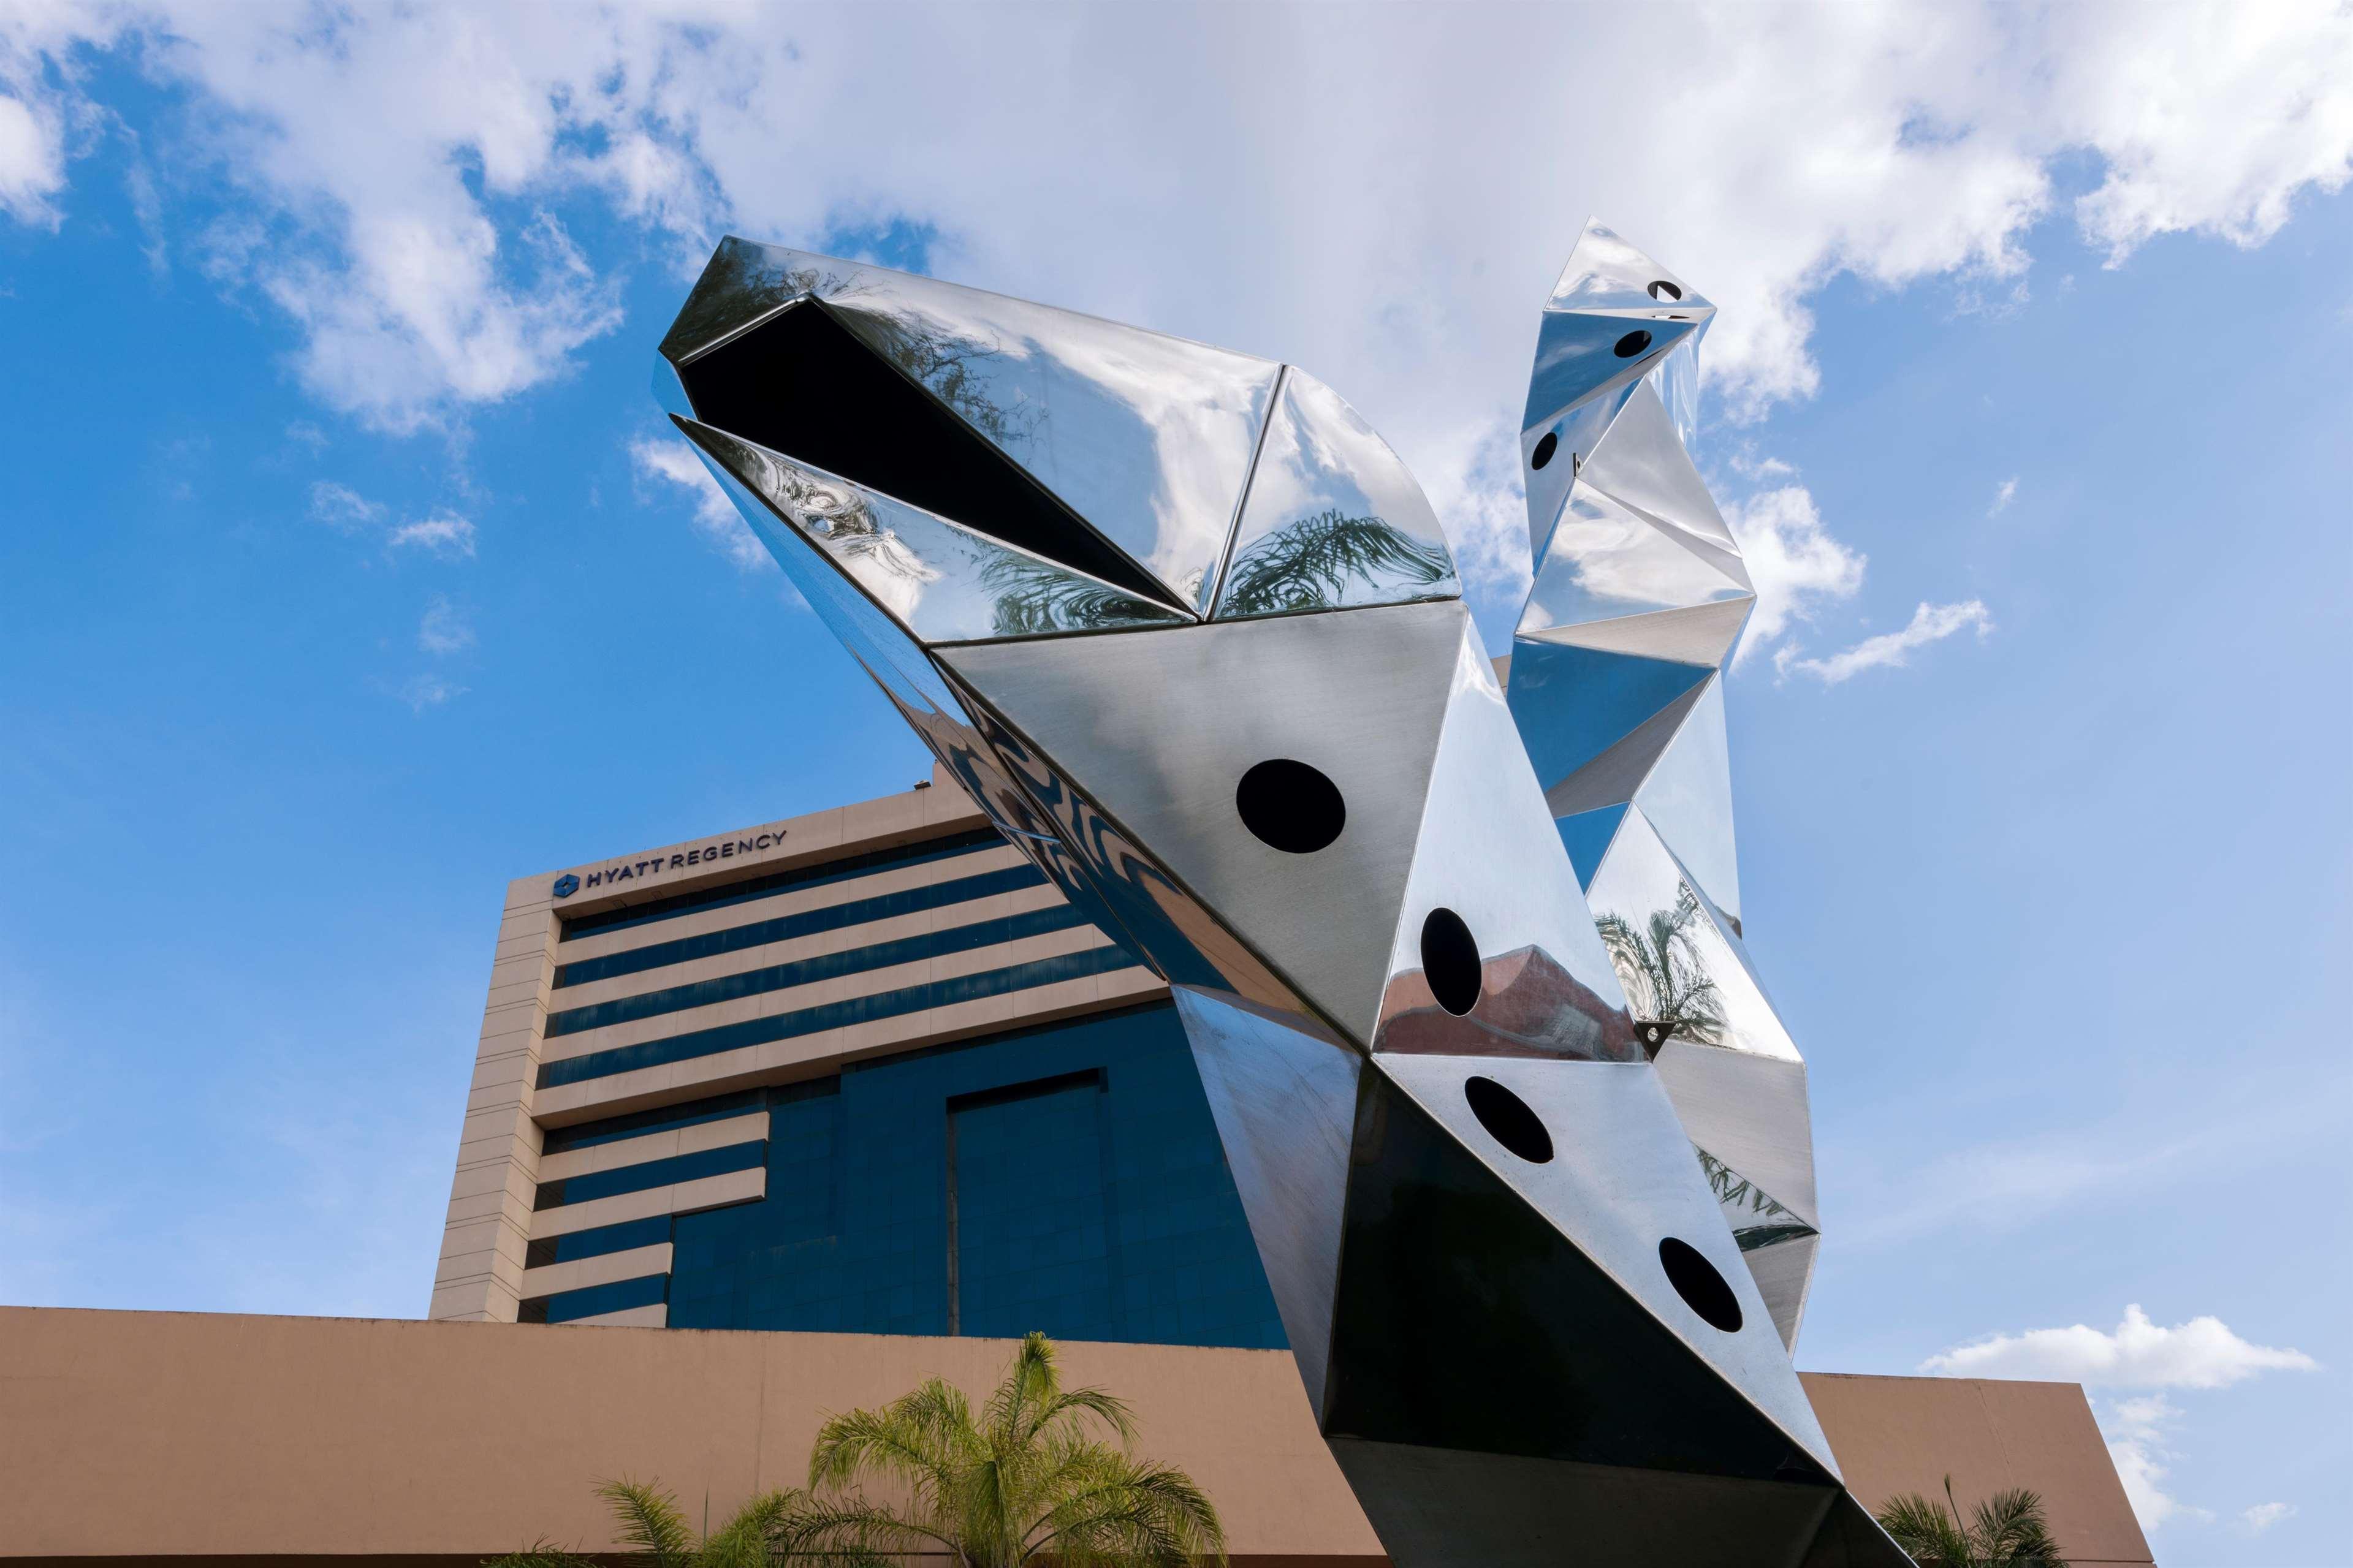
[0,1309,2149,1566]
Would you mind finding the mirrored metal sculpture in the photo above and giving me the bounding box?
[1508,221,1824,1354]
[655,232,1902,1568]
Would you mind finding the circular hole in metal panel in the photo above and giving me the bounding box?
[1648,279,1682,301]
[1464,1076,1553,1164]
[1659,1237,1743,1332]
[1530,431,1559,471]
[1420,907,1483,1016]
[1235,759,1346,854]
[1614,329,1654,358]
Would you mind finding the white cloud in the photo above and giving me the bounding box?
[4,1,2346,453]
[1722,484,1868,664]
[0,91,63,225]
[394,672,463,711]
[416,596,473,655]
[2099,1393,2210,1531]
[1776,599,1993,685]
[307,479,382,530]
[1921,1303,2319,1388]
[630,431,772,573]
[387,509,476,559]
[1989,476,2018,515]
[2240,1501,2295,1534]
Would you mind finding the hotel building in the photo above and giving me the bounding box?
[430,765,1283,1346]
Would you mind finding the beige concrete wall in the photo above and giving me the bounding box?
[1801,1371,2154,1567]
[0,1309,2151,1568]
[0,1309,1382,1566]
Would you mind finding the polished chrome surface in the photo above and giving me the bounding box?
[939,600,1469,1049]
[675,416,1188,643]
[1215,368,1458,618]
[1173,984,1360,1418]
[1372,619,1638,1061]
[656,225,1906,1568]
[1504,221,1827,1355]
[1372,1050,1835,1469]
[664,237,1282,614]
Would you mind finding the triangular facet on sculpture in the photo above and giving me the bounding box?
[1557,801,1629,890]
[1519,466,1752,641]
[1317,1063,1893,1568]
[1370,1051,1836,1468]
[1506,638,1711,795]
[1519,596,1754,668]
[656,235,824,365]
[937,599,1472,1049]
[1371,618,1640,1062]
[1663,1046,1819,1237]
[661,238,1281,616]
[1540,673,1740,923]
[1214,368,1459,619]
[1521,377,1636,562]
[1519,219,1719,553]
[1587,805,1800,1067]
[1573,376,1743,556]
[1697,1144,1820,1349]
[1172,985,1361,1419]
[1547,219,1718,322]
[675,417,1190,645]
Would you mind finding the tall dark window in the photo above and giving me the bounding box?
[947,1073,1114,1339]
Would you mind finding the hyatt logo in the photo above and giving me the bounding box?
[553,830,791,901]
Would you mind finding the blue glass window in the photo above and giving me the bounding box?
[535,945,1135,1088]
[950,1074,1114,1339]
[544,904,1089,1037]
[553,865,1049,989]
[658,1004,1285,1350]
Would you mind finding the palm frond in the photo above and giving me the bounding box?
[1974,1487,2069,1566]
[701,1488,808,1568]
[777,1495,964,1568]
[1876,1488,1971,1567]
[481,1542,604,1568]
[808,1387,968,1504]
[1025,1458,1226,1568]
[597,1479,698,1568]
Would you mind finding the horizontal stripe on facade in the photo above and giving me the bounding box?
[536,1111,772,1184]
[539,1094,764,1157]
[524,1214,672,1270]
[544,903,1092,1038]
[535,945,1139,1089]
[518,1271,667,1325]
[557,828,1003,942]
[527,1165,767,1239]
[553,863,1050,990]
[535,1138,766,1211]
[516,1242,674,1301]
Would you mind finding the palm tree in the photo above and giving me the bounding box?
[1876,1476,2069,1567]
[1595,886,1726,1051]
[780,1331,1225,1568]
[485,1479,804,1568]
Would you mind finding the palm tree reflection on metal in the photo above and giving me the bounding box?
[1597,885,1726,1050]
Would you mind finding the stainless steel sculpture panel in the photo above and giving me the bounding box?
[655,231,1903,1567]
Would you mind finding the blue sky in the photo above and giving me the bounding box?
[1,7,2347,1563]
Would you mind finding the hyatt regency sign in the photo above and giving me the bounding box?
[552,828,790,899]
